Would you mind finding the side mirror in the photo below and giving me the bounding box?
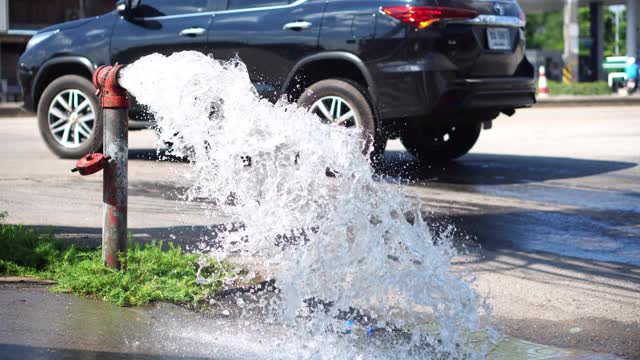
[116,0,141,17]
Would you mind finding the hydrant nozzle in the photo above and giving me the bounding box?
[92,64,129,109]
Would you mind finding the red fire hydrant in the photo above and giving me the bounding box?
[84,64,129,270]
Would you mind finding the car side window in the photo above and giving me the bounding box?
[136,0,209,17]
[227,0,291,10]
[210,0,228,11]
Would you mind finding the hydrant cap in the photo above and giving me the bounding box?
[74,153,108,176]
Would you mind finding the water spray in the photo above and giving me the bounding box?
[117,52,490,358]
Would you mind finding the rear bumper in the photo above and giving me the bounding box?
[375,70,536,121]
[374,54,536,121]
[440,77,536,110]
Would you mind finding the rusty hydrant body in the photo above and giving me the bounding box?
[93,65,129,269]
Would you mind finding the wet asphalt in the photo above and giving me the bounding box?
[0,106,639,358]
[381,150,640,266]
[0,283,625,360]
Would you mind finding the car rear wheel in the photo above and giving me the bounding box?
[37,75,102,159]
[401,122,481,163]
[297,78,385,163]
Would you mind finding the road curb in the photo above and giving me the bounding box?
[0,277,57,285]
[0,103,32,118]
[535,95,640,107]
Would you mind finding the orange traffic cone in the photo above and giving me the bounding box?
[538,65,549,97]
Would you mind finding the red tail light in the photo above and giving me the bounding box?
[381,6,479,29]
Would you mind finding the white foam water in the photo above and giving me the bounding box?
[120,51,493,359]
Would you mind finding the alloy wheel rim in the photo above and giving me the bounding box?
[309,96,359,127]
[48,89,96,148]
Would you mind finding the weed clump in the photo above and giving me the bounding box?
[0,221,229,306]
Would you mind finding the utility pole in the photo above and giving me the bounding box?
[563,0,580,83]
[0,0,8,33]
[627,0,639,57]
[616,7,621,55]
[78,0,86,18]
[590,2,604,81]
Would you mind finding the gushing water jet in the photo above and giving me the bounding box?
[116,51,492,359]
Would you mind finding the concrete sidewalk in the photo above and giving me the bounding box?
[536,94,640,107]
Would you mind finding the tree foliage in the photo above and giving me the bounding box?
[525,11,564,51]
[525,7,626,57]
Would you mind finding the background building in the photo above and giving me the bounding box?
[0,0,113,102]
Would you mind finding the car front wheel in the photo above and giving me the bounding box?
[37,75,102,159]
[401,122,481,163]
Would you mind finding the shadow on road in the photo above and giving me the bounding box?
[129,148,187,162]
[23,224,231,250]
[21,202,640,289]
[28,148,638,289]
[129,148,637,187]
[379,151,637,186]
[121,148,640,266]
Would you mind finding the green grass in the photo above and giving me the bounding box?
[545,80,612,96]
[0,219,230,307]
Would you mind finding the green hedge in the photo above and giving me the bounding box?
[543,80,612,96]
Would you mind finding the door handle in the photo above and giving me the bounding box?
[283,21,312,31]
[179,27,206,37]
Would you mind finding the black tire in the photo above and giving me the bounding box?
[37,75,102,159]
[401,122,481,163]
[297,78,385,163]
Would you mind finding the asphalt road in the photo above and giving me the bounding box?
[0,106,639,358]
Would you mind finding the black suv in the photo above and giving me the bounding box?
[18,0,535,161]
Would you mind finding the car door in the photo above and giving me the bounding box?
[208,0,326,100]
[111,0,215,65]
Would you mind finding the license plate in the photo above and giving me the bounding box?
[487,28,511,50]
